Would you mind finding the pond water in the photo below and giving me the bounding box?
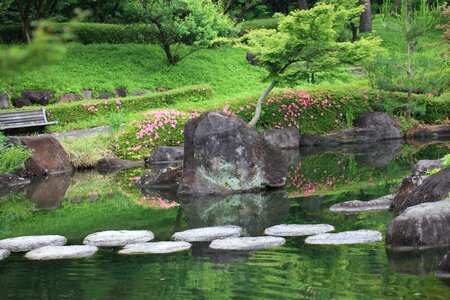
[1,140,450,299]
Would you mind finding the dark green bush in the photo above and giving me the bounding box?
[45,86,212,125]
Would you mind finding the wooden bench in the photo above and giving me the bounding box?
[0,108,58,130]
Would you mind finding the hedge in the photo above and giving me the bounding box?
[45,86,212,125]
[0,23,157,44]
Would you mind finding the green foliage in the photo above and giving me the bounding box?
[240,17,279,33]
[0,132,32,174]
[0,193,37,222]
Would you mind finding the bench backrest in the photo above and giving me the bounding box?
[0,109,49,130]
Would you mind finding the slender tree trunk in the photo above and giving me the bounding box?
[162,42,175,65]
[297,0,308,10]
[350,22,358,42]
[406,42,412,120]
[22,19,31,43]
[249,82,276,127]
[359,0,372,33]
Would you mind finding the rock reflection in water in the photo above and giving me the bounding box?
[190,242,250,264]
[179,191,289,236]
[386,247,450,275]
[26,174,72,210]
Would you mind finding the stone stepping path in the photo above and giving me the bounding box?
[0,235,67,252]
[209,236,286,251]
[264,224,335,237]
[330,195,394,213]
[83,230,154,247]
[172,226,243,242]
[0,249,10,261]
[119,241,192,255]
[25,245,98,260]
[305,230,383,245]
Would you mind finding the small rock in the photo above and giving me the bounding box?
[0,93,9,109]
[412,159,444,176]
[0,235,67,252]
[0,249,10,261]
[25,245,98,260]
[330,195,394,213]
[147,146,184,164]
[246,52,259,66]
[305,230,382,245]
[21,90,54,106]
[80,90,92,100]
[264,224,335,237]
[209,236,285,251]
[116,88,127,97]
[119,241,192,255]
[83,230,154,247]
[172,226,243,242]
[58,93,80,103]
[95,158,143,174]
[134,90,151,96]
[98,92,114,99]
[264,127,301,150]
[138,164,182,190]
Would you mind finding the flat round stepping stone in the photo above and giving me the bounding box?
[0,235,67,252]
[330,195,394,213]
[0,249,10,261]
[83,230,154,247]
[264,224,335,237]
[209,236,285,251]
[25,245,98,260]
[119,241,192,255]
[305,230,383,245]
[172,226,243,242]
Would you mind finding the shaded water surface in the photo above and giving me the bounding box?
[1,140,449,299]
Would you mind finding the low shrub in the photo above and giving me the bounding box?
[45,86,211,126]
[0,132,32,173]
[240,18,279,33]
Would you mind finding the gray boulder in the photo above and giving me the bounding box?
[25,245,98,260]
[98,92,114,99]
[173,225,243,242]
[138,164,182,190]
[21,90,54,106]
[0,93,9,109]
[119,241,192,255]
[0,235,67,252]
[412,159,444,176]
[0,249,10,261]
[330,194,394,213]
[392,167,450,214]
[80,89,92,100]
[386,200,450,251]
[95,158,143,174]
[209,236,285,251]
[353,112,403,140]
[264,127,300,150]
[179,112,287,195]
[147,146,184,164]
[264,224,335,237]
[83,230,155,247]
[305,230,383,245]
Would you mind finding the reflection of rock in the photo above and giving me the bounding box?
[179,191,289,236]
[386,247,450,275]
[25,173,71,210]
[0,173,30,195]
[190,242,250,264]
[280,150,301,168]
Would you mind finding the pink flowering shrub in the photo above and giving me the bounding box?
[114,110,198,160]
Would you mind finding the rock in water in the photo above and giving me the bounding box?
[330,195,394,213]
[392,167,450,214]
[209,236,285,251]
[386,200,450,251]
[305,230,382,245]
[95,158,143,174]
[119,242,192,255]
[179,112,287,195]
[172,226,243,242]
[436,251,450,279]
[263,127,300,150]
[0,249,10,261]
[0,235,67,252]
[147,146,184,164]
[264,224,335,237]
[138,164,182,190]
[83,230,154,247]
[25,245,98,260]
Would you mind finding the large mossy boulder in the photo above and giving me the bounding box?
[179,112,287,195]
[386,200,450,251]
[392,167,450,214]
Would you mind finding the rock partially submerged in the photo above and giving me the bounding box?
[412,158,444,176]
[0,235,67,252]
[119,241,192,255]
[264,224,335,237]
[330,195,394,213]
[95,158,143,174]
[305,230,383,245]
[263,127,300,150]
[436,251,450,279]
[83,230,154,247]
[138,164,182,190]
[25,245,98,260]
[172,226,243,242]
[209,236,285,251]
[386,200,450,251]
[392,167,450,214]
[147,146,184,164]
[0,249,10,261]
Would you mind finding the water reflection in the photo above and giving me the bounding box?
[386,247,450,275]
[26,173,72,210]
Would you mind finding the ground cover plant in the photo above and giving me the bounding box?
[0,132,32,174]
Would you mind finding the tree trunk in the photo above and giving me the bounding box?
[22,18,31,43]
[297,0,308,10]
[350,22,358,42]
[406,42,412,120]
[249,82,276,127]
[359,0,372,33]
[162,42,176,66]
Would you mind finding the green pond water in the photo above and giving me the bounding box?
[1,141,450,299]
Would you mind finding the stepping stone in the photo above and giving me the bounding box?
[209,236,286,251]
[0,249,10,261]
[0,235,67,252]
[83,230,154,247]
[25,245,98,260]
[172,226,243,242]
[119,241,192,255]
[264,224,335,237]
[330,195,394,213]
[305,230,383,245]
